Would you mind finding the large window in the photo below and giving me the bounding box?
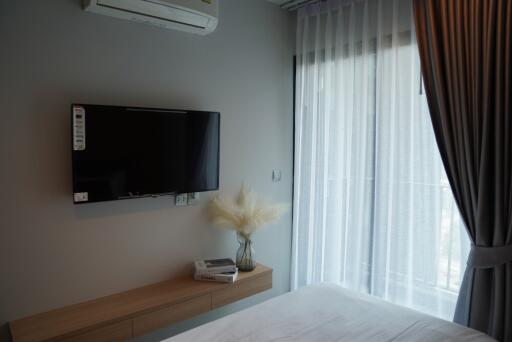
[291,0,469,320]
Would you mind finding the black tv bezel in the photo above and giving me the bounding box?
[71,104,220,204]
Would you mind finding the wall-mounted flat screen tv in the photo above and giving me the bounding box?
[71,104,220,204]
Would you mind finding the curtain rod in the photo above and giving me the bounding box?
[296,0,366,17]
[283,0,365,12]
[280,0,324,11]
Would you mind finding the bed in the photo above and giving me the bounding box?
[166,283,495,342]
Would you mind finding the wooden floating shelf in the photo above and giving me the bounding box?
[10,264,273,342]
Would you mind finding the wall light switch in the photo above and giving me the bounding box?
[175,193,188,206]
[272,169,282,182]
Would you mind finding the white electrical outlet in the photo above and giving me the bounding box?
[175,193,188,206]
[272,169,282,182]
[187,192,200,205]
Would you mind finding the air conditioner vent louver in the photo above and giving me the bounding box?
[83,0,218,35]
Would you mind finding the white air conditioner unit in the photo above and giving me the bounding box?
[83,0,218,35]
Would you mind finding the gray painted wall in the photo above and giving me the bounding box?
[0,1,294,341]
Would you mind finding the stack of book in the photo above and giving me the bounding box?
[194,258,238,283]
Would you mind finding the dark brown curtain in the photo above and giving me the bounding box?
[413,0,512,341]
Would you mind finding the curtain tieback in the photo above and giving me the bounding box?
[467,244,512,268]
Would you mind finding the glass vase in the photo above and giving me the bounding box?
[235,232,256,272]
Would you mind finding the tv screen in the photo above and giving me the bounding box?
[71,104,220,204]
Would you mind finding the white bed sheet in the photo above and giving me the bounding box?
[165,284,495,342]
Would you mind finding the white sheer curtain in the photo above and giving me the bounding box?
[292,0,470,320]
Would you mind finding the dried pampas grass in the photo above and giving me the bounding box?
[209,184,287,238]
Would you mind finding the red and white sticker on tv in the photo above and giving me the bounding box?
[74,192,88,203]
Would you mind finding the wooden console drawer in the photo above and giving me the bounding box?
[133,294,211,337]
[58,320,132,342]
[10,264,272,342]
[211,271,272,309]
